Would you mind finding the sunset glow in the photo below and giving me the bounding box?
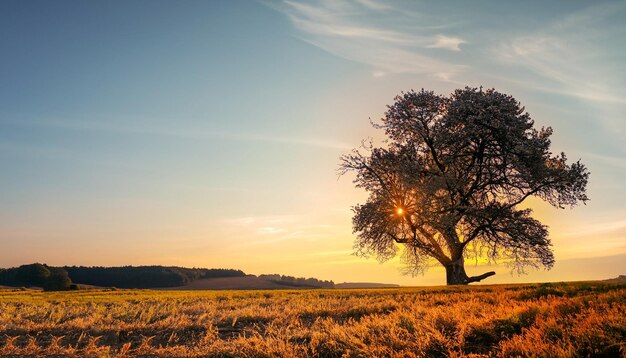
[1,0,625,286]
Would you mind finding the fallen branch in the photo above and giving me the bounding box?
[467,271,496,284]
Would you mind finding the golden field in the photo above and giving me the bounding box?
[1,282,625,357]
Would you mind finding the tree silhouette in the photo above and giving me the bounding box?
[43,267,72,291]
[15,263,50,287]
[340,88,589,285]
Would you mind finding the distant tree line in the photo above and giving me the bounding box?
[0,263,74,291]
[0,263,334,290]
[0,264,245,290]
[63,266,246,288]
[258,274,334,288]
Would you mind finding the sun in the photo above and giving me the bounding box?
[396,207,404,215]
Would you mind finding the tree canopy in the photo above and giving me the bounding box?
[340,87,589,285]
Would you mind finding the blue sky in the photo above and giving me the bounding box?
[1,0,625,285]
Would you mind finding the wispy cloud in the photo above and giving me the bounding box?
[352,0,391,11]
[427,34,465,51]
[223,214,338,244]
[583,152,626,169]
[271,0,466,78]
[561,218,626,238]
[305,249,353,257]
[223,215,298,227]
[2,118,351,150]
[493,2,626,132]
[556,216,626,258]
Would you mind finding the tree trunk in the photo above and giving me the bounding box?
[445,257,469,285]
[445,256,496,285]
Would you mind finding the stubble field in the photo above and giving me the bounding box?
[1,282,624,357]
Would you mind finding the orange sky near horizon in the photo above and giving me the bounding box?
[1,1,625,286]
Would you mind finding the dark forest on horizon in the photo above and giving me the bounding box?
[0,263,334,290]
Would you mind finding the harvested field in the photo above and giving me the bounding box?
[1,281,624,357]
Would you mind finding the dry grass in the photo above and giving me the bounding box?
[1,282,624,357]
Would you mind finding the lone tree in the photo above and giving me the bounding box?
[340,87,589,285]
